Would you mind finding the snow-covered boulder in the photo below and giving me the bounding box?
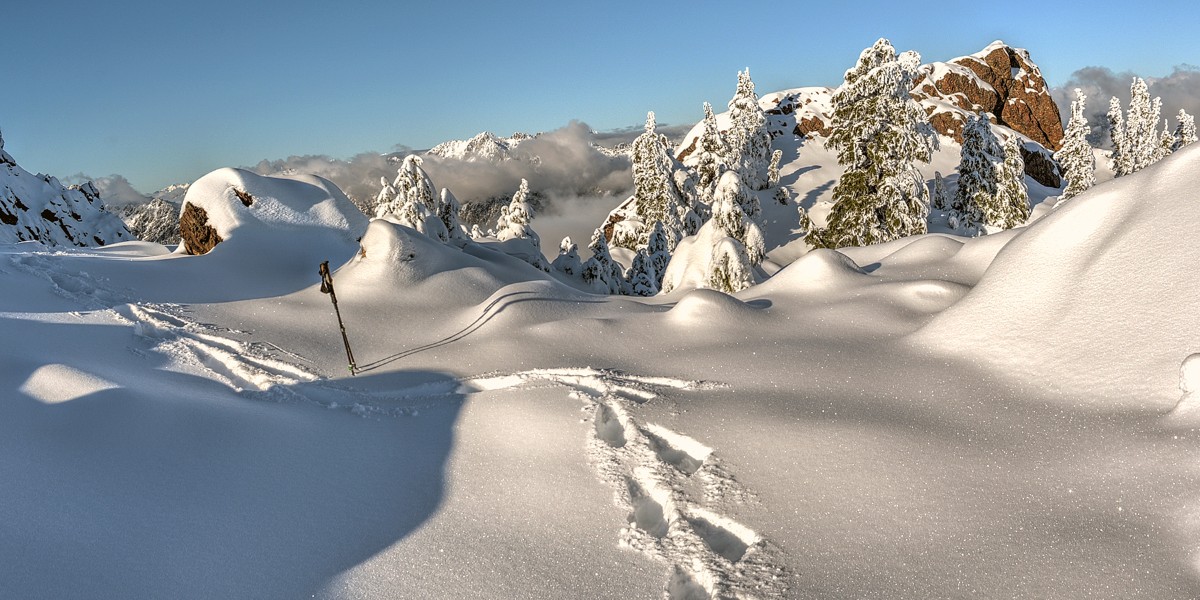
[177,168,367,257]
[0,129,132,246]
[917,144,1200,405]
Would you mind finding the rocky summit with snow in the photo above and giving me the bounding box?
[0,129,131,246]
[4,37,1200,600]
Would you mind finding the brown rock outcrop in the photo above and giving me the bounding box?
[912,42,1064,151]
[179,202,223,255]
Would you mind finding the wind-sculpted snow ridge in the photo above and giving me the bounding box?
[467,368,788,599]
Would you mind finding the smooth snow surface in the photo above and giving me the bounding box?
[4,146,1200,599]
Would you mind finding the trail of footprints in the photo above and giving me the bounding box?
[468,368,788,599]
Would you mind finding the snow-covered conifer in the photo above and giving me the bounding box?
[707,238,754,294]
[725,69,774,190]
[951,114,1002,234]
[375,155,447,241]
[810,38,936,249]
[645,220,672,290]
[470,223,484,239]
[1174,109,1197,151]
[581,228,626,294]
[1055,88,1096,200]
[1157,120,1177,162]
[551,236,582,276]
[438,188,467,243]
[767,149,783,187]
[993,136,1030,229]
[931,171,949,211]
[1108,96,1130,177]
[694,102,728,200]
[496,179,538,244]
[626,112,689,250]
[626,250,658,296]
[710,171,765,266]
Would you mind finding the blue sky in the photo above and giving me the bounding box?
[3,0,1198,192]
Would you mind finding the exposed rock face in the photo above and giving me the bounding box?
[0,129,132,246]
[911,41,1065,151]
[179,202,222,255]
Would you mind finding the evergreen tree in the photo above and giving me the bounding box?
[993,136,1030,229]
[707,238,755,294]
[376,155,448,241]
[626,250,658,297]
[931,171,949,211]
[810,38,936,249]
[1126,78,1160,173]
[694,101,728,201]
[551,236,583,276]
[725,69,774,190]
[1174,109,1198,151]
[496,179,538,245]
[710,171,765,266]
[1108,96,1130,177]
[438,188,467,243]
[767,149,783,187]
[581,228,626,294]
[1055,88,1096,200]
[1157,120,1177,162]
[950,114,1001,234]
[645,220,672,290]
[627,111,689,249]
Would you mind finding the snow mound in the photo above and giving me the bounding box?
[761,248,867,291]
[19,364,119,404]
[668,288,761,324]
[335,219,561,305]
[918,144,1200,405]
[179,168,366,254]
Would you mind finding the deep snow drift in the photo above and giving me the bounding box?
[4,146,1200,599]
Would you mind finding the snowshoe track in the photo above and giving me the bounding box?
[468,368,788,599]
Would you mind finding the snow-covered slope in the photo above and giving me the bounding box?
[0,130,131,246]
[917,143,1200,405]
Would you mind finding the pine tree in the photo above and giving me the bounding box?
[707,238,755,294]
[496,179,538,245]
[931,171,949,210]
[810,38,936,249]
[376,155,448,241]
[626,250,658,296]
[993,136,1030,229]
[1157,120,1177,162]
[1108,96,1130,177]
[581,228,626,294]
[1126,78,1160,173]
[438,188,467,242]
[950,114,1001,234]
[725,69,774,190]
[551,236,583,276]
[1174,109,1198,151]
[1055,88,1096,200]
[767,149,783,187]
[645,220,672,290]
[694,101,728,201]
[710,171,765,266]
[627,111,689,250]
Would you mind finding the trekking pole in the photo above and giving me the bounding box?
[318,261,357,376]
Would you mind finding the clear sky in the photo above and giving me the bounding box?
[3,0,1198,192]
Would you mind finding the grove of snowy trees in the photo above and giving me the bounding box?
[1108,78,1196,177]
